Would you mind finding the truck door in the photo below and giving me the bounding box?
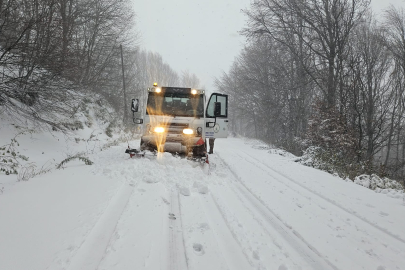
[205,93,228,138]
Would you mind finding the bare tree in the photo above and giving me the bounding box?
[382,6,405,181]
[216,36,313,153]
[219,0,405,183]
[244,0,370,108]
[0,0,138,128]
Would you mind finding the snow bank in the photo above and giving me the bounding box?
[241,139,405,199]
[354,174,404,200]
[0,92,138,186]
[354,174,404,190]
[243,138,297,158]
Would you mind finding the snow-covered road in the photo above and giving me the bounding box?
[1,138,404,270]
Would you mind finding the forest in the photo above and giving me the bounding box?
[216,0,405,184]
[0,0,197,128]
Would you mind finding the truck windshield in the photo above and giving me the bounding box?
[146,92,204,117]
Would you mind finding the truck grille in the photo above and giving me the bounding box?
[162,122,189,134]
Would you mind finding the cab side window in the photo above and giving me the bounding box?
[206,94,228,118]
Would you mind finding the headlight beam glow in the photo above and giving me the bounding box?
[154,126,165,133]
[183,128,194,135]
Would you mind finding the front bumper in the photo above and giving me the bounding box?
[141,134,203,153]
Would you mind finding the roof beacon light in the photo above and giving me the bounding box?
[153,82,158,87]
[191,89,198,95]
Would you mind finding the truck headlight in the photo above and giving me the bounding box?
[183,128,194,135]
[154,127,165,133]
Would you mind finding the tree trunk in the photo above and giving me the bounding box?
[60,0,68,67]
[327,52,336,108]
[384,101,397,167]
[366,75,374,167]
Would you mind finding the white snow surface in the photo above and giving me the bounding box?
[1,135,405,270]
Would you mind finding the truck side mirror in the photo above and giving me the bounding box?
[214,102,221,117]
[131,99,139,112]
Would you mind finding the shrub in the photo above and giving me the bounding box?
[61,121,84,131]
[56,153,93,169]
[0,132,30,176]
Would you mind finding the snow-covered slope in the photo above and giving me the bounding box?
[1,138,404,270]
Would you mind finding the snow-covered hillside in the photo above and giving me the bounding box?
[1,137,405,270]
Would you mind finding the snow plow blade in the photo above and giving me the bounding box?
[125,148,145,158]
[125,147,209,164]
[187,155,209,164]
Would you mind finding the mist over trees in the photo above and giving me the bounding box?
[216,0,405,183]
[0,0,199,128]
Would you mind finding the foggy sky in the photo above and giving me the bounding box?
[132,0,405,92]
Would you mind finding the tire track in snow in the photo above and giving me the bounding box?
[209,193,258,269]
[168,189,189,270]
[197,191,254,270]
[66,179,137,270]
[228,149,405,246]
[211,177,316,269]
[216,154,338,270]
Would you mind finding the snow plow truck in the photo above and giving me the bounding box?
[126,83,229,161]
